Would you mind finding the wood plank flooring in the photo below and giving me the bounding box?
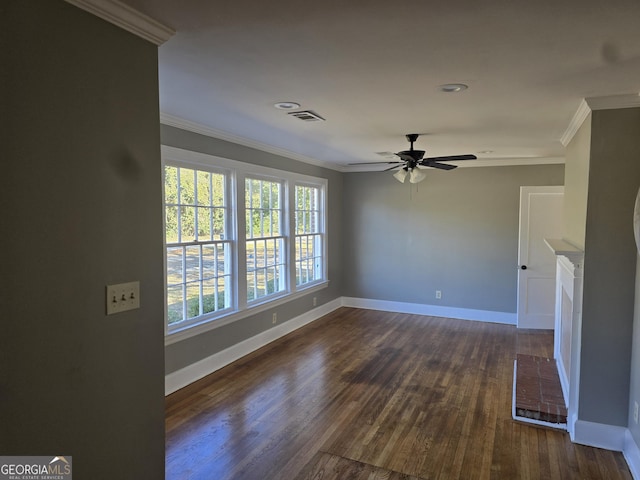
[166,308,632,479]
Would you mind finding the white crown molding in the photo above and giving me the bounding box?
[161,113,566,172]
[561,93,640,147]
[344,156,565,172]
[64,0,175,45]
[586,93,640,111]
[560,99,591,147]
[160,112,343,172]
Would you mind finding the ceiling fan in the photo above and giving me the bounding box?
[351,134,477,183]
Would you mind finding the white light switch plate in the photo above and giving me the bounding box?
[106,281,140,315]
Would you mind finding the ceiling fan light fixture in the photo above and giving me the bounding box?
[409,168,427,184]
[393,169,408,183]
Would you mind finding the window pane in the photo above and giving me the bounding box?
[310,211,318,233]
[185,245,200,283]
[167,285,184,325]
[166,247,183,286]
[197,207,212,241]
[165,206,179,243]
[197,170,211,206]
[246,241,256,270]
[185,282,201,319]
[245,177,281,241]
[202,245,215,277]
[212,173,225,207]
[255,269,266,298]
[266,266,275,294]
[180,168,196,205]
[180,206,196,242]
[202,278,217,314]
[246,209,252,238]
[213,207,225,239]
[247,272,256,302]
[257,239,266,268]
[165,166,178,204]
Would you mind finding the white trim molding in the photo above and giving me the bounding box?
[624,430,640,480]
[165,298,342,395]
[341,297,516,325]
[165,296,515,395]
[64,0,175,45]
[560,99,592,147]
[561,93,640,147]
[572,420,627,452]
[345,156,565,173]
[160,113,341,171]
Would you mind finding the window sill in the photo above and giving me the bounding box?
[164,280,329,346]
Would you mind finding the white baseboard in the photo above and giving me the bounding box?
[165,297,515,395]
[624,430,640,480]
[165,298,342,395]
[572,419,627,451]
[341,297,516,325]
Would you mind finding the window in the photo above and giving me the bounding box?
[163,146,327,341]
[164,165,232,329]
[295,184,323,286]
[245,177,286,302]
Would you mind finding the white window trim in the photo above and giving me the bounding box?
[293,182,326,288]
[162,145,328,345]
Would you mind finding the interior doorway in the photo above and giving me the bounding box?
[517,186,564,329]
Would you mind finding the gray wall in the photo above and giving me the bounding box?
[0,2,165,478]
[630,255,640,443]
[579,108,640,426]
[161,125,343,374]
[563,114,591,250]
[342,164,564,313]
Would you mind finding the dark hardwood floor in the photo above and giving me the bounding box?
[166,308,632,479]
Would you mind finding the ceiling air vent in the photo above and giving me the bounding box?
[287,110,325,122]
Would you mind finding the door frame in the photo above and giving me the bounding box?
[517,185,564,329]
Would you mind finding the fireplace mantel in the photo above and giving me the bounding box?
[544,238,584,265]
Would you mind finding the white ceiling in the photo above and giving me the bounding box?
[121,0,640,170]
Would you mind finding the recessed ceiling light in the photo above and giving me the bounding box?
[274,101,301,110]
[438,83,468,93]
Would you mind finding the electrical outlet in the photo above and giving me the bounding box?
[435,290,442,299]
[272,312,277,324]
[106,281,140,315]
[313,297,317,307]
[634,401,638,424]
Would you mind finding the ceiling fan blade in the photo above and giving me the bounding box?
[395,152,415,162]
[424,154,477,162]
[384,164,404,172]
[348,161,403,165]
[421,161,457,171]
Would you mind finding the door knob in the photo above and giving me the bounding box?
[520,265,527,270]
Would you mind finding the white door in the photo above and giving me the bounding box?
[517,186,564,329]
